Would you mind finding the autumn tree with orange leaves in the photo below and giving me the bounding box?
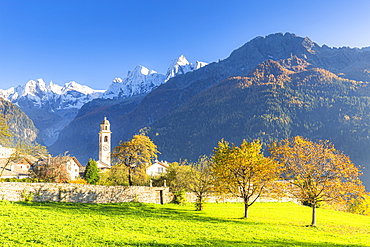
[269,136,365,227]
[112,134,160,186]
[212,139,280,218]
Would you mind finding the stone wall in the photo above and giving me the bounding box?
[0,182,170,204]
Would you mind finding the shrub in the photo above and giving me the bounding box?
[84,159,100,184]
[172,190,187,205]
[21,189,34,202]
[1,178,44,183]
[68,178,88,184]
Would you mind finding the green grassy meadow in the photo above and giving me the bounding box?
[0,201,369,246]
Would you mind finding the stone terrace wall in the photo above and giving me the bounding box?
[0,182,170,204]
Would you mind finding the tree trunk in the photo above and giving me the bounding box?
[128,167,133,186]
[0,160,10,178]
[244,202,249,218]
[311,203,317,227]
[196,196,203,211]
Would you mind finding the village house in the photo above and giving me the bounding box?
[146,160,168,176]
[35,156,83,181]
[0,146,34,179]
[0,157,34,179]
[0,146,82,181]
[65,157,83,180]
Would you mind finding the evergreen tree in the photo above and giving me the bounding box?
[84,159,100,184]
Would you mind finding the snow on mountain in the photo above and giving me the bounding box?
[0,87,15,101]
[102,65,165,99]
[0,79,102,110]
[0,55,208,147]
[0,55,208,106]
[165,55,208,82]
[103,55,208,99]
[195,61,208,70]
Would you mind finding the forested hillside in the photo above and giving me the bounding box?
[49,95,145,163]
[148,57,370,186]
[49,33,370,187]
[0,98,39,145]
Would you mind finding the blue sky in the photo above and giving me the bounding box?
[1,0,370,90]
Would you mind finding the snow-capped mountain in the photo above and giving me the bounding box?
[102,65,165,99]
[0,55,207,147]
[0,79,104,146]
[0,55,208,108]
[102,55,208,99]
[0,79,103,111]
[165,55,208,82]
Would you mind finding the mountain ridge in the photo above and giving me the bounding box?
[0,55,206,146]
[3,32,370,188]
[50,33,370,189]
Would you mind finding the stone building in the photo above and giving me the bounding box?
[0,157,34,179]
[0,146,34,179]
[34,156,83,181]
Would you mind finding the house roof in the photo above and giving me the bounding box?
[71,157,83,168]
[150,161,169,168]
[96,160,111,169]
[37,156,83,168]
[0,158,33,178]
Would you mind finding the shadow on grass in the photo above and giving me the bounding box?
[14,201,261,226]
[96,238,362,247]
[8,202,366,247]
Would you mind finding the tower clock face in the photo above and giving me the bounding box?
[103,145,109,151]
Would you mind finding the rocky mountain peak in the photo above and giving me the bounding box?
[61,81,96,95]
[103,55,207,99]
[23,79,47,96]
[102,64,165,99]
[0,79,101,111]
[48,81,63,94]
[165,55,208,82]
[130,65,157,76]
[174,55,190,66]
[302,36,316,52]
[279,56,311,72]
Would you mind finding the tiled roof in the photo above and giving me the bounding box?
[0,158,33,178]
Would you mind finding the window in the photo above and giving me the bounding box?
[104,136,108,142]
[158,167,163,173]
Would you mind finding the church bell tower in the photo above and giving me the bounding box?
[98,117,112,167]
